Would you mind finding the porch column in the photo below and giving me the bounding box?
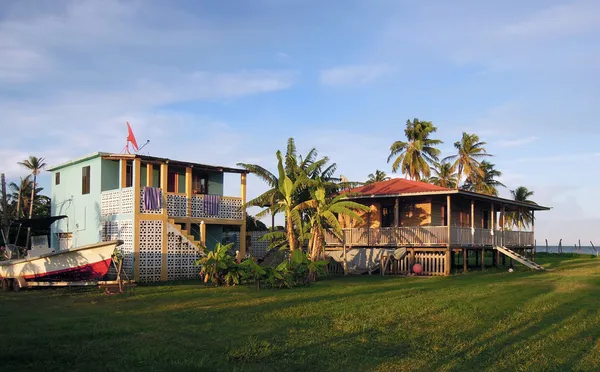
[491,203,496,267]
[239,173,247,260]
[160,162,169,281]
[532,210,535,262]
[133,158,141,281]
[120,159,127,188]
[185,167,192,230]
[518,209,522,249]
[445,195,451,275]
[470,199,475,246]
[200,221,207,245]
[146,163,153,187]
[394,198,400,227]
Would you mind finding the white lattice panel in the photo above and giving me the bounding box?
[220,197,243,219]
[138,220,163,282]
[167,194,188,217]
[139,189,163,215]
[191,195,204,218]
[250,231,269,258]
[101,190,121,216]
[101,220,133,279]
[120,188,134,214]
[118,220,134,279]
[167,223,202,281]
[190,195,243,219]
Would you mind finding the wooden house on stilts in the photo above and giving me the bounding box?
[324,178,550,276]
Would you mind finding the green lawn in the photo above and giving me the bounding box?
[1,254,599,372]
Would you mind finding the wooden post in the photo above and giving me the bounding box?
[410,247,415,272]
[0,173,7,238]
[481,248,485,270]
[531,210,535,261]
[463,248,467,272]
[445,195,451,276]
[120,159,128,188]
[394,198,400,227]
[132,158,141,281]
[160,162,169,281]
[239,173,247,260]
[470,199,475,246]
[146,163,153,187]
[500,204,505,246]
[491,203,497,266]
[200,221,207,245]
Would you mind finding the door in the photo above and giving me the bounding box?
[482,210,489,229]
[381,205,394,227]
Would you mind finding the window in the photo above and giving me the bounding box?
[125,161,133,188]
[167,171,177,192]
[55,172,60,185]
[82,166,91,194]
[381,205,394,227]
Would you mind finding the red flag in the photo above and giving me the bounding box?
[126,122,139,151]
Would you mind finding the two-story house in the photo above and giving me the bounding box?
[48,152,247,282]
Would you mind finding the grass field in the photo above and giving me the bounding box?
[1,253,599,372]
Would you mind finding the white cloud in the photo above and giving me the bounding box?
[497,136,538,148]
[319,64,388,86]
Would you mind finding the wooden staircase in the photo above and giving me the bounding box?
[494,246,545,271]
[168,219,206,255]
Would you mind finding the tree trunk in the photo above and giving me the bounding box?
[286,211,296,251]
[25,173,37,248]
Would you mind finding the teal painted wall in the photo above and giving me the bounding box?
[152,168,160,187]
[208,172,224,195]
[50,156,104,249]
[205,224,223,251]
[101,159,120,191]
[140,164,147,187]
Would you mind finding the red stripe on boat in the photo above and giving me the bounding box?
[21,258,113,280]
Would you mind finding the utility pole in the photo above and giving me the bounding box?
[1,173,8,239]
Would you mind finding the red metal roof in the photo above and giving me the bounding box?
[344,178,451,196]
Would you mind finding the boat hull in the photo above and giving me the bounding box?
[0,240,122,281]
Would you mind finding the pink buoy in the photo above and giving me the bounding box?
[412,263,422,274]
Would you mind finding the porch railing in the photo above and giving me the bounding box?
[325,227,534,247]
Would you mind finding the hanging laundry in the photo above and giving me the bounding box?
[203,194,221,216]
[143,187,162,211]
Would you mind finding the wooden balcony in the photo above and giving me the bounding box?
[324,227,534,248]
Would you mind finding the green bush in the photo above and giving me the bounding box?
[195,243,329,289]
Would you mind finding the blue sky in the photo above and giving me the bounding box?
[1,0,599,244]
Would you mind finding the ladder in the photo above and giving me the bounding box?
[494,246,545,271]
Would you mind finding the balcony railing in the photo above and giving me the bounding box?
[101,188,243,220]
[324,227,534,247]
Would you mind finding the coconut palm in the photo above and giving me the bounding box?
[8,176,32,219]
[366,170,390,184]
[387,118,443,181]
[427,161,457,188]
[18,156,47,246]
[507,186,536,229]
[463,160,505,196]
[443,132,490,189]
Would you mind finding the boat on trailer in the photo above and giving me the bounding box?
[0,215,124,291]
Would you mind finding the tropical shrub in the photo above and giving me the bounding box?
[195,245,329,289]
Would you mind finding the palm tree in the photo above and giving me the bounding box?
[365,170,390,184]
[443,132,490,189]
[427,161,457,188]
[463,160,505,196]
[387,118,443,181]
[296,185,369,261]
[9,176,32,219]
[507,186,536,229]
[18,156,46,247]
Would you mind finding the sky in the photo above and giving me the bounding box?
[1,0,599,244]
